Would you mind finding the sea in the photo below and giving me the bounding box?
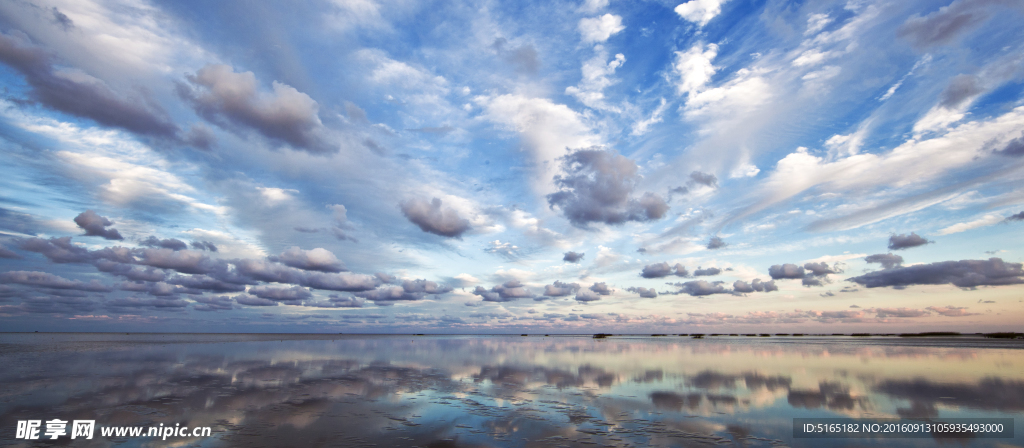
[0,333,1021,447]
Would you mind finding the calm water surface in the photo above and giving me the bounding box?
[0,333,1021,447]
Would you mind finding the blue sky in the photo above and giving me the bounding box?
[0,0,1022,333]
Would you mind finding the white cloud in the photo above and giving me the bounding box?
[937,214,1004,235]
[674,43,718,95]
[578,14,625,44]
[565,51,626,111]
[476,94,599,194]
[674,0,730,27]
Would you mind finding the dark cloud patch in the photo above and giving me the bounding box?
[939,74,984,108]
[74,210,123,240]
[706,236,727,250]
[0,32,178,137]
[996,133,1024,157]
[769,263,805,279]
[192,295,234,311]
[563,251,585,263]
[179,64,332,153]
[693,267,721,277]
[689,171,718,188]
[190,240,218,252]
[589,282,613,295]
[139,236,187,251]
[888,232,931,250]
[106,296,188,312]
[640,262,687,278]
[546,148,668,228]
[0,270,112,292]
[94,261,166,282]
[234,259,378,291]
[669,280,728,296]
[51,7,74,31]
[400,197,471,238]
[626,286,657,298]
[120,281,184,296]
[802,277,824,287]
[574,288,602,302]
[544,281,580,297]
[1004,211,1024,222]
[248,285,313,302]
[732,279,776,293]
[165,274,244,292]
[0,207,40,236]
[269,246,346,272]
[803,262,840,276]
[473,280,533,302]
[234,293,278,307]
[865,253,904,269]
[9,296,98,314]
[358,279,452,304]
[0,244,20,259]
[896,0,1014,49]
[849,258,1023,288]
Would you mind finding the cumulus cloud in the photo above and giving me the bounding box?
[589,282,613,295]
[578,14,624,44]
[865,253,904,269]
[706,236,727,250]
[248,285,313,302]
[752,279,778,292]
[574,288,602,302]
[400,197,471,238]
[547,148,668,228]
[769,264,806,279]
[473,280,533,302]
[0,244,21,259]
[803,262,840,277]
[0,31,178,138]
[640,262,688,278]
[689,171,718,188]
[627,286,657,298]
[888,232,932,250]
[139,236,187,251]
[563,251,585,263]
[693,267,721,276]
[179,64,331,152]
[234,293,278,307]
[269,246,346,273]
[544,281,580,297]
[74,210,123,240]
[671,280,728,296]
[849,258,1023,289]
[0,271,112,292]
[674,0,730,27]
[673,43,718,95]
[1006,211,1024,222]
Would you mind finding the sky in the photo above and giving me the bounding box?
[0,0,1023,333]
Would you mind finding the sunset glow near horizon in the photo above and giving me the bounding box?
[0,0,1023,333]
